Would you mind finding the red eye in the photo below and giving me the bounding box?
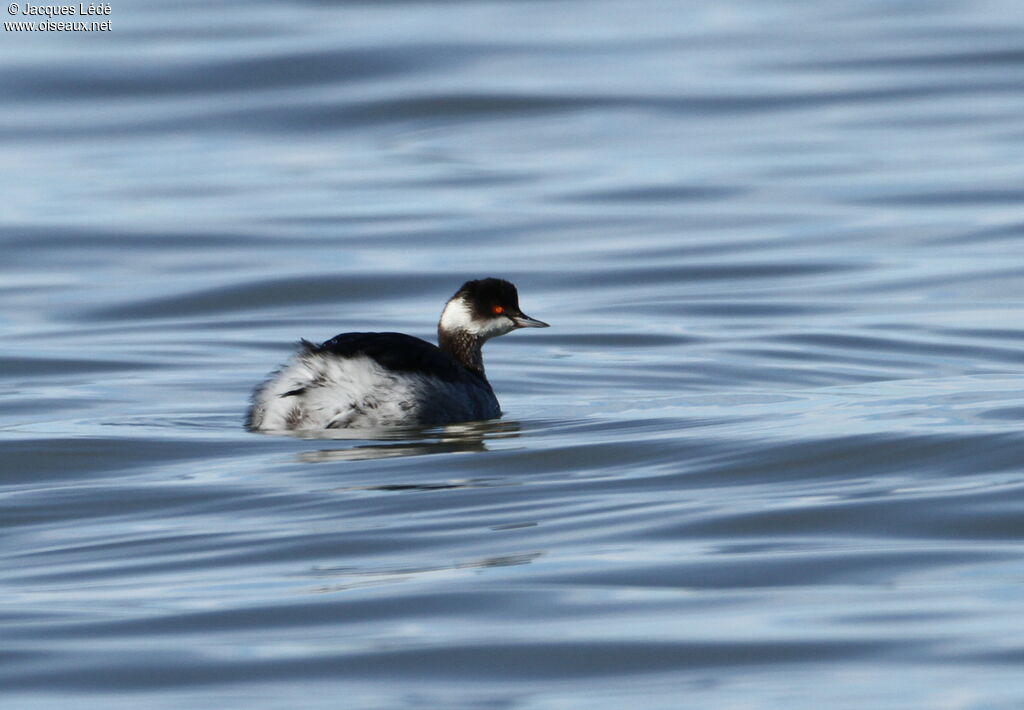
[493,305,504,314]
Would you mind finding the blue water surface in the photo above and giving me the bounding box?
[3,1,1024,708]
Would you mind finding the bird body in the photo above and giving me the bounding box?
[247,279,547,431]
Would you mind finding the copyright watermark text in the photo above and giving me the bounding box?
[5,3,112,31]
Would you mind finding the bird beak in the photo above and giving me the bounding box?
[511,313,549,328]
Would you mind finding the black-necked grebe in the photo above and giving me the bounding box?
[246,278,548,431]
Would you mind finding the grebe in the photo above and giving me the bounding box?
[246,278,548,431]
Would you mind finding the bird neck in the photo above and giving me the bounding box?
[438,327,486,377]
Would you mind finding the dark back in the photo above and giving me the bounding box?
[311,332,491,388]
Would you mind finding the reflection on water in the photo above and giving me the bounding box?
[4,0,1024,708]
[294,420,522,461]
[304,553,544,595]
[339,480,498,492]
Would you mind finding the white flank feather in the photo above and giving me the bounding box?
[248,349,499,431]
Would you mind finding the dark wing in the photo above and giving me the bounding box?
[310,332,485,386]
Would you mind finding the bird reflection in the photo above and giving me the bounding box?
[295,419,522,463]
[304,552,544,594]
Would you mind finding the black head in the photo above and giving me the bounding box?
[455,278,522,320]
[439,278,549,341]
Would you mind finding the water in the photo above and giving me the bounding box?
[4,0,1024,707]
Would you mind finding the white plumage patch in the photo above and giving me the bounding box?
[248,348,499,431]
[439,297,475,333]
[439,296,514,341]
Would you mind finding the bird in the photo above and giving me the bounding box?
[246,278,548,431]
